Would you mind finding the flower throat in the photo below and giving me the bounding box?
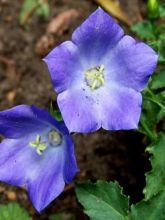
[85,65,105,90]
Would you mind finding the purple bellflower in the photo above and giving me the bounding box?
[0,105,78,212]
[44,8,158,133]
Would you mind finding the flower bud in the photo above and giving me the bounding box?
[147,0,159,19]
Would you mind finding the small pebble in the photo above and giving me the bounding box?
[6,191,17,200]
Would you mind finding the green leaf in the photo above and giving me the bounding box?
[139,98,159,141]
[49,102,63,121]
[129,191,165,220]
[0,202,31,220]
[76,181,129,220]
[156,91,165,103]
[49,213,75,220]
[140,84,165,140]
[53,110,63,121]
[158,46,165,63]
[144,133,165,200]
[36,1,50,18]
[147,0,159,19]
[19,0,37,25]
[19,0,49,25]
[131,21,156,40]
[159,4,165,17]
[159,32,165,41]
[150,69,165,90]
[49,214,63,220]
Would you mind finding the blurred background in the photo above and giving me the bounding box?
[0,0,153,219]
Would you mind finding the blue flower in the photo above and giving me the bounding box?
[44,8,158,133]
[0,105,78,212]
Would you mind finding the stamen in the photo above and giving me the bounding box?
[29,130,62,155]
[85,64,105,90]
[30,135,47,155]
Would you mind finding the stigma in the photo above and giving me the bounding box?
[48,130,62,146]
[85,64,105,90]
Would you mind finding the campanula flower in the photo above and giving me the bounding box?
[44,8,158,133]
[0,105,78,212]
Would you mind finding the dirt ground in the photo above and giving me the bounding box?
[0,0,150,219]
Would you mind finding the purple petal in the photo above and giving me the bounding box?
[27,147,65,212]
[0,104,78,212]
[58,84,142,132]
[57,89,100,133]
[0,105,64,139]
[0,136,39,186]
[63,136,79,183]
[27,135,78,212]
[100,85,142,130]
[72,8,124,64]
[0,136,65,212]
[0,134,78,212]
[43,41,83,93]
[104,35,158,91]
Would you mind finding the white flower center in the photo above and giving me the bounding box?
[85,65,105,90]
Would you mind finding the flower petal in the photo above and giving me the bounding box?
[0,134,77,212]
[63,136,79,183]
[27,144,68,212]
[43,41,83,93]
[100,85,142,130]
[104,35,158,91]
[0,104,77,212]
[0,136,39,186]
[72,8,124,64]
[28,132,78,212]
[0,105,64,139]
[57,89,100,133]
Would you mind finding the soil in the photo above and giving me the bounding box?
[0,0,150,219]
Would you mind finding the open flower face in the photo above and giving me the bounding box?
[0,105,78,212]
[44,8,158,133]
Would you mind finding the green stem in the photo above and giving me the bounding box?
[145,96,165,111]
[140,87,165,141]
[140,117,157,141]
[144,87,165,111]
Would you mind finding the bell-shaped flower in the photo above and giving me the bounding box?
[0,105,78,212]
[44,8,158,133]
